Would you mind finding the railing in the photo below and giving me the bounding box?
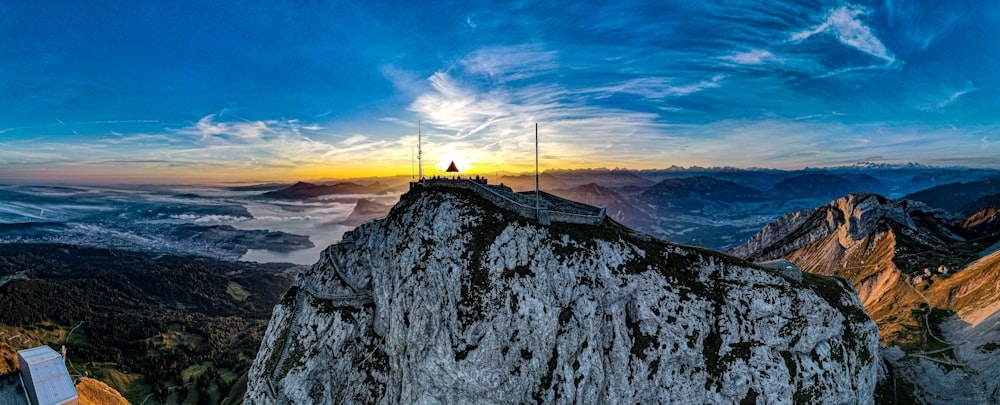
[412,179,605,225]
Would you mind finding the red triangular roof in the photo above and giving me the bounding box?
[445,161,459,172]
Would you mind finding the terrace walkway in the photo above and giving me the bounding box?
[410,178,606,226]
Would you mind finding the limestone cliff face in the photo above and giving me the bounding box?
[728,193,974,345]
[730,193,1000,404]
[729,193,918,263]
[245,187,879,404]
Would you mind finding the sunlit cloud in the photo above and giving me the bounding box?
[0,115,425,183]
[341,135,368,146]
[408,64,669,172]
[379,117,417,128]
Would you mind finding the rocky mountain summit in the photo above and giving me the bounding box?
[245,186,879,404]
[731,193,1000,403]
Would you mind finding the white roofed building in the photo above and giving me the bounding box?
[16,347,78,405]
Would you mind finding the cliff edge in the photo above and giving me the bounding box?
[245,186,879,404]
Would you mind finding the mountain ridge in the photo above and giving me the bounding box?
[903,176,1000,213]
[244,185,879,403]
[262,181,390,199]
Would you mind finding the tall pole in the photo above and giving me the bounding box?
[418,121,423,180]
[535,123,540,214]
[411,147,414,181]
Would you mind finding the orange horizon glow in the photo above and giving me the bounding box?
[2,135,712,184]
[0,153,723,185]
[2,160,670,185]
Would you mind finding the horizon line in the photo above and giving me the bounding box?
[3,162,998,187]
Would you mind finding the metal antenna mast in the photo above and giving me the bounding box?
[535,123,539,215]
[418,121,423,180]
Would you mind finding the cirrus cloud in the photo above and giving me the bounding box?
[791,5,896,63]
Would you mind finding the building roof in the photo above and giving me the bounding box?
[17,346,78,405]
[445,161,459,173]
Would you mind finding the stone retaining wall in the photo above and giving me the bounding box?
[411,179,605,226]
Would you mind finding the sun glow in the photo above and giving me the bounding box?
[423,146,494,177]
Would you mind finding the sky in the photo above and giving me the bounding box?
[1,0,997,184]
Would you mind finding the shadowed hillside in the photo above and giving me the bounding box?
[0,244,298,404]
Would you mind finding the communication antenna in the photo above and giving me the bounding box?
[535,123,540,215]
[418,121,423,180]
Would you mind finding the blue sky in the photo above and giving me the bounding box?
[1,0,997,183]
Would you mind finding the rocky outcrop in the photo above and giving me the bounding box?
[729,193,918,262]
[731,193,1000,404]
[245,187,880,404]
[962,205,1000,235]
[729,194,957,345]
[341,198,393,227]
[77,377,130,405]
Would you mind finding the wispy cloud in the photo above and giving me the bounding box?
[665,119,1000,169]
[722,49,781,65]
[791,5,896,63]
[0,114,424,182]
[4,1,998,181]
[934,82,976,109]
[885,0,962,53]
[379,117,417,128]
[341,135,367,146]
[589,75,726,99]
[177,115,272,141]
[409,68,668,171]
[411,72,506,137]
[100,134,175,144]
[460,44,557,82]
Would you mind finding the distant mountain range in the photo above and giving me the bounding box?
[766,172,881,201]
[261,181,393,199]
[548,183,652,226]
[535,166,998,250]
[903,176,1000,214]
